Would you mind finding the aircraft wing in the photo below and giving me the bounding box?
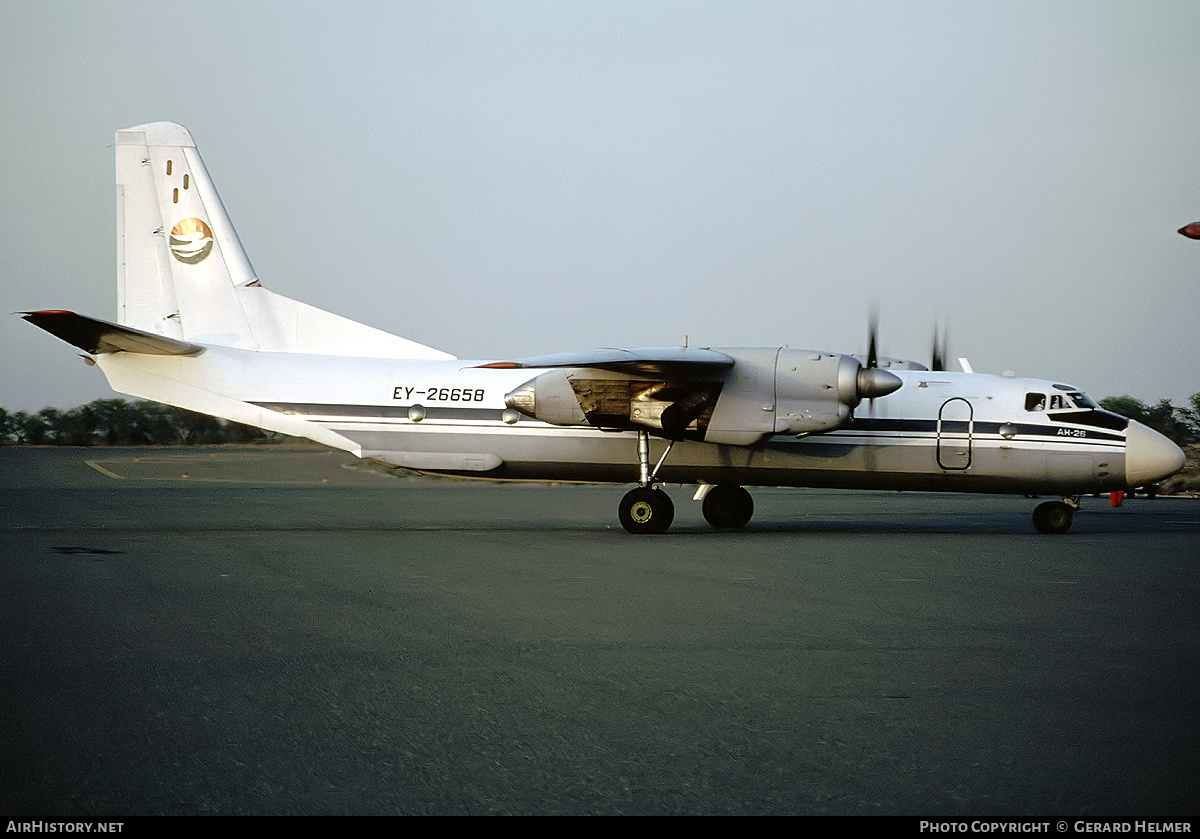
[21,311,204,356]
[477,346,734,376]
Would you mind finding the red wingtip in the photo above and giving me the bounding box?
[1178,222,1200,240]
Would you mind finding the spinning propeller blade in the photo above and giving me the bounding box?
[866,308,879,370]
[931,323,949,372]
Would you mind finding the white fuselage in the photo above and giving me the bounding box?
[96,346,1163,496]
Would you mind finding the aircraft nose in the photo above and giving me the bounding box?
[1124,420,1185,488]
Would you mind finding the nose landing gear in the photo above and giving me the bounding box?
[1032,497,1078,534]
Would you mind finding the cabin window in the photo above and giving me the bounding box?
[183,174,189,189]
[1025,393,1045,411]
[1049,394,1071,410]
[173,188,179,204]
[166,160,172,176]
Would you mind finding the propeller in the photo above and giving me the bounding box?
[857,309,889,473]
[856,309,902,402]
[931,322,949,372]
[865,308,879,370]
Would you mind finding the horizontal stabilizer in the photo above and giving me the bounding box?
[477,347,734,376]
[21,311,204,356]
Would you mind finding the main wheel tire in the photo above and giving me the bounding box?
[619,487,675,534]
[702,484,754,531]
[1032,501,1074,534]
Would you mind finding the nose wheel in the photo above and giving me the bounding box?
[1032,498,1076,534]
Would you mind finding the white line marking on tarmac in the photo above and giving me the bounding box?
[85,460,124,479]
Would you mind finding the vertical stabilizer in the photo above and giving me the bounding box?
[114,122,452,359]
[116,122,257,346]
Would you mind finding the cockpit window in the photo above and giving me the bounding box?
[1045,392,1097,410]
[1025,392,1046,411]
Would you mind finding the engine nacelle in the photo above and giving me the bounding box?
[773,349,901,434]
[504,348,902,446]
[705,348,902,444]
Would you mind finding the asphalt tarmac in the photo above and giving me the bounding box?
[2,446,1198,816]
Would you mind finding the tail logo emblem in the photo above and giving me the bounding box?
[169,218,214,264]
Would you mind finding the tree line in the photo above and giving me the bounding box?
[0,399,280,446]
[1097,394,1199,446]
[0,394,1197,448]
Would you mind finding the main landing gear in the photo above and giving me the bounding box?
[1032,497,1078,534]
[617,430,675,534]
[617,430,755,534]
[618,486,675,534]
[701,484,754,531]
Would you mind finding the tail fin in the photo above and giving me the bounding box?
[115,122,452,359]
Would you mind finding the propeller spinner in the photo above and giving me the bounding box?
[857,312,901,400]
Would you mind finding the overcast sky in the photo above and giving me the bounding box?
[2,1,1198,413]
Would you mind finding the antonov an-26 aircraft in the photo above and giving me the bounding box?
[23,122,1186,534]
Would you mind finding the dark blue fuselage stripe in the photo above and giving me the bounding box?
[254,402,1127,444]
[251,401,498,422]
[845,417,1124,443]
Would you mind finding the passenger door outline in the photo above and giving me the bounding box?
[937,397,973,470]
